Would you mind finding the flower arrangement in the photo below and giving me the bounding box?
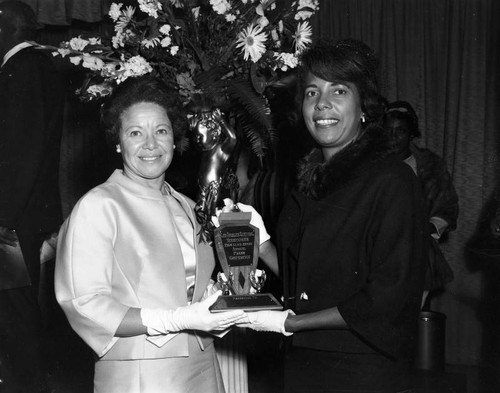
[44,0,319,157]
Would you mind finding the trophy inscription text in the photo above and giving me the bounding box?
[219,226,255,267]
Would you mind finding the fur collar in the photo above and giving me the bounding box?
[296,128,393,199]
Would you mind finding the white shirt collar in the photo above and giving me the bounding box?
[1,42,33,67]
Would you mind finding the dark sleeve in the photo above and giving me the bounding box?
[0,50,63,228]
[417,149,459,231]
[338,168,427,358]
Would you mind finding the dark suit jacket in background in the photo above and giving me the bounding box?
[0,45,64,284]
[0,45,64,233]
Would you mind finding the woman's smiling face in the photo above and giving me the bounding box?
[118,102,175,189]
[302,72,364,160]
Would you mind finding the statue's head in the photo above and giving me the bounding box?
[186,94,222,151]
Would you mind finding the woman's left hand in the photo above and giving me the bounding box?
[141,291,247,334]
[178,291,247,331]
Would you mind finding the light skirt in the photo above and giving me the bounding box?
[215,328,248,393]
[94,335,225,393]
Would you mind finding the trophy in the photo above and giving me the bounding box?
[209,209,282,312]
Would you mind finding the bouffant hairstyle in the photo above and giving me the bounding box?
[296,38,385,126]
[100,76,188,147]
[384,100,421,139]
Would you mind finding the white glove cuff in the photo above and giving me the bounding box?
[281,310,295,336]
[141,308,164,336]
[259,229,271,245]
[141,308,181,336]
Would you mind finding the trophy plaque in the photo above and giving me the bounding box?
[210,210,282,312]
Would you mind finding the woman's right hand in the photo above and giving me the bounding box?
[141,291,246,335]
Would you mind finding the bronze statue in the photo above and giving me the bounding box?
[187,97,238,243]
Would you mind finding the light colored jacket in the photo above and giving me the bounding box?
[55,170,216,360]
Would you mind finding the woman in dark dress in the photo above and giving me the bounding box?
[241,39,428,392]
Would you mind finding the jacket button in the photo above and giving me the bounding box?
[299,292,309,301]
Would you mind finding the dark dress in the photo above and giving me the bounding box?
[410,145,458,291]
[277,130,428,392]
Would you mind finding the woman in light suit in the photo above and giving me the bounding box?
[54,76,248,393]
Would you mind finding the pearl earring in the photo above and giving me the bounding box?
[361,114,366,123]
[116,145,121,153]
[173,145,176,149]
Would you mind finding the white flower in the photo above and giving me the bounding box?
[294,21,312,53]
[170,45,179,55]
[112,32,124,48]
[115,6,135,31]
[117,55,153,84]
[159,24,171,35]
[236,24,268,63]
[294,10,312,20]
[225,13,236,22]
[270,29,281,48]
[100,63,119,78]
[160,36,172,48]
[69,56,82,66]
[86,83,113,98]
[108,3,122,21]
[210,0,231,15]
[295,0,319,20]
[275,52,298,71]
[88,37,102,45]
[257,16,269,28]
[82,54,105,71]
[138,0,162,18]
[56,48,71,57]
[192,6,200,20]
[68,37,88,51]
[297,0,320,10]
[141,37,160,48]
[112,29,135,48]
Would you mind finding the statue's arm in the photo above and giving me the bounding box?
[212,109,237,153]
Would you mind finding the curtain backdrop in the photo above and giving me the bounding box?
[19,0,110,25]
[310,0,500,367]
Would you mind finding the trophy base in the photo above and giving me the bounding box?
[209,293,283,312]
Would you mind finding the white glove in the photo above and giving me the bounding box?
[238,310,294,336]
[210,200,271,245]
[141,291,246,335]
[235,202,271,245]
[211,198,235,228]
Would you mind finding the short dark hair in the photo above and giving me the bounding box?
[0,1,37,41]
[384,100,421,139]
[100,76,188,147]
[296,38,385,125]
